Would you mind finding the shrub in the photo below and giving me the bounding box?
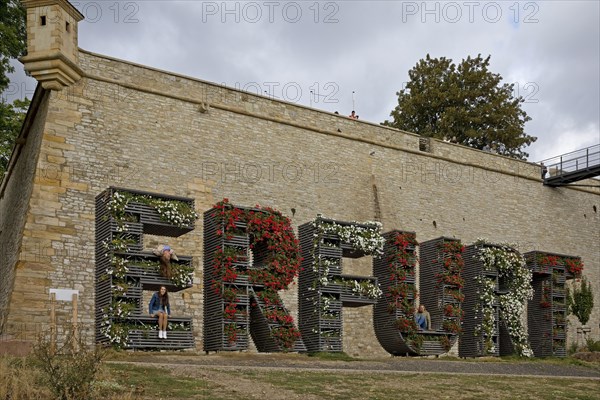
[32,327,105,400]
[586,337,600,352]
[567,341,580,355]
[567,277,594,325]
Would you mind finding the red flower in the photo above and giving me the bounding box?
[565,258,583,276]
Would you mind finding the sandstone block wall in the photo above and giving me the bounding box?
[0,89,50,334]
[2,49,598,356]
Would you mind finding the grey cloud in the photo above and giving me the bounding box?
[6,0,599,161]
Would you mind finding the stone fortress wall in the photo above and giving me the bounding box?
[1,2,598,355]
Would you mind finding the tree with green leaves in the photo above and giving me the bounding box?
[1,0,29,179]
[384,54,536,159]
[567,276,594,326]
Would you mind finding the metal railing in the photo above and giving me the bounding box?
[539,144,600,178]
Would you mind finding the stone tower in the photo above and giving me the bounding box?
[19,0,84,90]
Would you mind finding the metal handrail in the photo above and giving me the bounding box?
[540,144,600,178]
[538,144,600,164]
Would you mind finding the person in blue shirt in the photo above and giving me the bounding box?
[149,285,170,338]
[415,304,431,331]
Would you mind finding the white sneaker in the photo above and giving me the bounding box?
[158,330,163,339]
[163,331,167,339]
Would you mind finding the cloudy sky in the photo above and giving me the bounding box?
[6,0,600,161]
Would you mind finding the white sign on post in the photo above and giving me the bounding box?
[49,288,79,301]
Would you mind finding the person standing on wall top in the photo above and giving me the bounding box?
[415,304,431,330]
[540,162,548,179]
[349,110,357,119]
[149,285,170,339]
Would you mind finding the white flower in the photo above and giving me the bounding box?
[474,240,533,357]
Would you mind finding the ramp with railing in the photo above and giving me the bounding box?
[540,144,600,187]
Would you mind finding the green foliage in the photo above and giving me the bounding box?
[567,276,594,326]
[568,340,580,355]
[0,93,29,177]
[384,54,536,159]
[0,0,27,90]
[585,337,600,352]
[1,0,29,178]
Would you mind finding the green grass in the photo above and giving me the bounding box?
[5,352,599,399]
[97,363,212,399]
[307,351,358,361]
[413,354,600,372]
[495,355,600,371]
[225,369,600,400]
[98,357,599,400]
